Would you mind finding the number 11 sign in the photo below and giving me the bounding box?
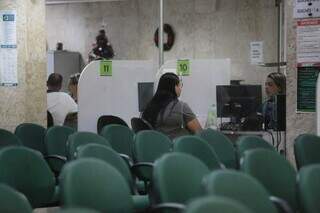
[100,60,112,76]
[177,59,190,76]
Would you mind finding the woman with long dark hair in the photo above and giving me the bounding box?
[142,73,202,139]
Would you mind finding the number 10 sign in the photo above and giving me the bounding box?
[177,59,190,76]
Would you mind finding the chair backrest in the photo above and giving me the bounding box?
[184,196,253,213]
[197,128,237,169]
[58,208,100,213]
[14,123,47,155]
[294,134,320,169]
[0,128,22,148]
[67,132,111,160]
[153,153,210,204]
[0,147,55,208]
[131,117,153,133]
[174,136,222,170]
[45,126,76,157]
[0,184,32,213]
[203,170,278,213]
[77,144,134,192]
[100,124,134,159]
[134,130,172,163]
[236,136,275,157]
[241,149,297,210]
[47,111,54,128]
[298,165,320,213]
[60,158,133,213]
[97,115,128,134]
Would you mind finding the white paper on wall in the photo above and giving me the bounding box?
[0,10,17,86]
[250,41,264,65]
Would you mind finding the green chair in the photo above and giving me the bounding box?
[152,153,210,211]
[66,131,111,160]
[14,123,47,155]
[0,128,22,148]
[45,126,76,174]
[298,165,320,213]
[0,184,32,213]
[100,124,134,160]
[294,134,320,169]
[203,170,278,213]
[60,158,134,213]
[133,130,172,182]
[173,136,222,170]
[184,196,253,213]
[58,209,99,213]
[197,128,237,169]
[77,144,150,210]
[241,149,297,212]
[0,147,57,208]
[236,136,275,157]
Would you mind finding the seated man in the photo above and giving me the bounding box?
[47,73,78,126]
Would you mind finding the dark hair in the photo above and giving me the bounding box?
[142,73,180,127]
[47,73,63,88]
[267,72,286,94]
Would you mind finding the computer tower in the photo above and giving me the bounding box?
[273,94,286,131]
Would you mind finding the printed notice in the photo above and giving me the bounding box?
[0,10,17,86]
[250,41,263,65]
[294,0,320,18]
[297,18,320,64]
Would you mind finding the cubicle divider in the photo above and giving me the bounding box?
[78,59,230,132]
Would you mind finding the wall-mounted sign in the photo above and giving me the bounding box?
[294,0,320,18]
[0,10,17,86]
[250,41,263,65]
[100,60,112,76]
[297,66,320,112]
[297,18,320,64]
[177,59,190,76]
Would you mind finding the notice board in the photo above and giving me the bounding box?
[297,66,320,112]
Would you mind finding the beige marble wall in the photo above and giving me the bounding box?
[0,0,46,131]
[285,0,316,164]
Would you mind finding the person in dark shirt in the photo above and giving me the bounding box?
[142,73,202,139]
[262,72,286,130]
[88,29,114,62]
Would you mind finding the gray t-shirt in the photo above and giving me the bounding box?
[156,100,196,139]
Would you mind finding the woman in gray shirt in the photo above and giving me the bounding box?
[142,73,202,139]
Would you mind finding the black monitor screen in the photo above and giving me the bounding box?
[138,82,154,112]
[216,85,262,118]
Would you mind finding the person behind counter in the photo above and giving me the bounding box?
[68,73,81,103]
[142,73,202,139]
[263,72,286,130]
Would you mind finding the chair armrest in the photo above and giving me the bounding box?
[269,196,294,213]
[150,203,185,213]
[131,162,154,182]
[120,154,133,167]
[44,155,67,162]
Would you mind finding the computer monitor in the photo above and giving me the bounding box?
[216,85,262,121]
[138,82,154,112]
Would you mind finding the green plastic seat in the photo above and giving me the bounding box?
[203,170,278,213]
[66,131,111,160]
[0,128,22,148]
[197,128,237,169]
[58,209,99,213]
[298,165,320,213]
[60,158,134,213]
[0,147,56,208]
[45,126,76,174]
[100,124,134,159]
[153,153,210,208]
[236,136,275,157]
[241,149,297,211]
[77,144,149,209]
[173,136,222,170]
[133,130,172,181]
[0,184,32,213]
[294,134,320,169]
[14,123,47,155]
[184,196,253,213]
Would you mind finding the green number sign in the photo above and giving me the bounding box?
[177,60,190,76]
[100,60,112,76]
